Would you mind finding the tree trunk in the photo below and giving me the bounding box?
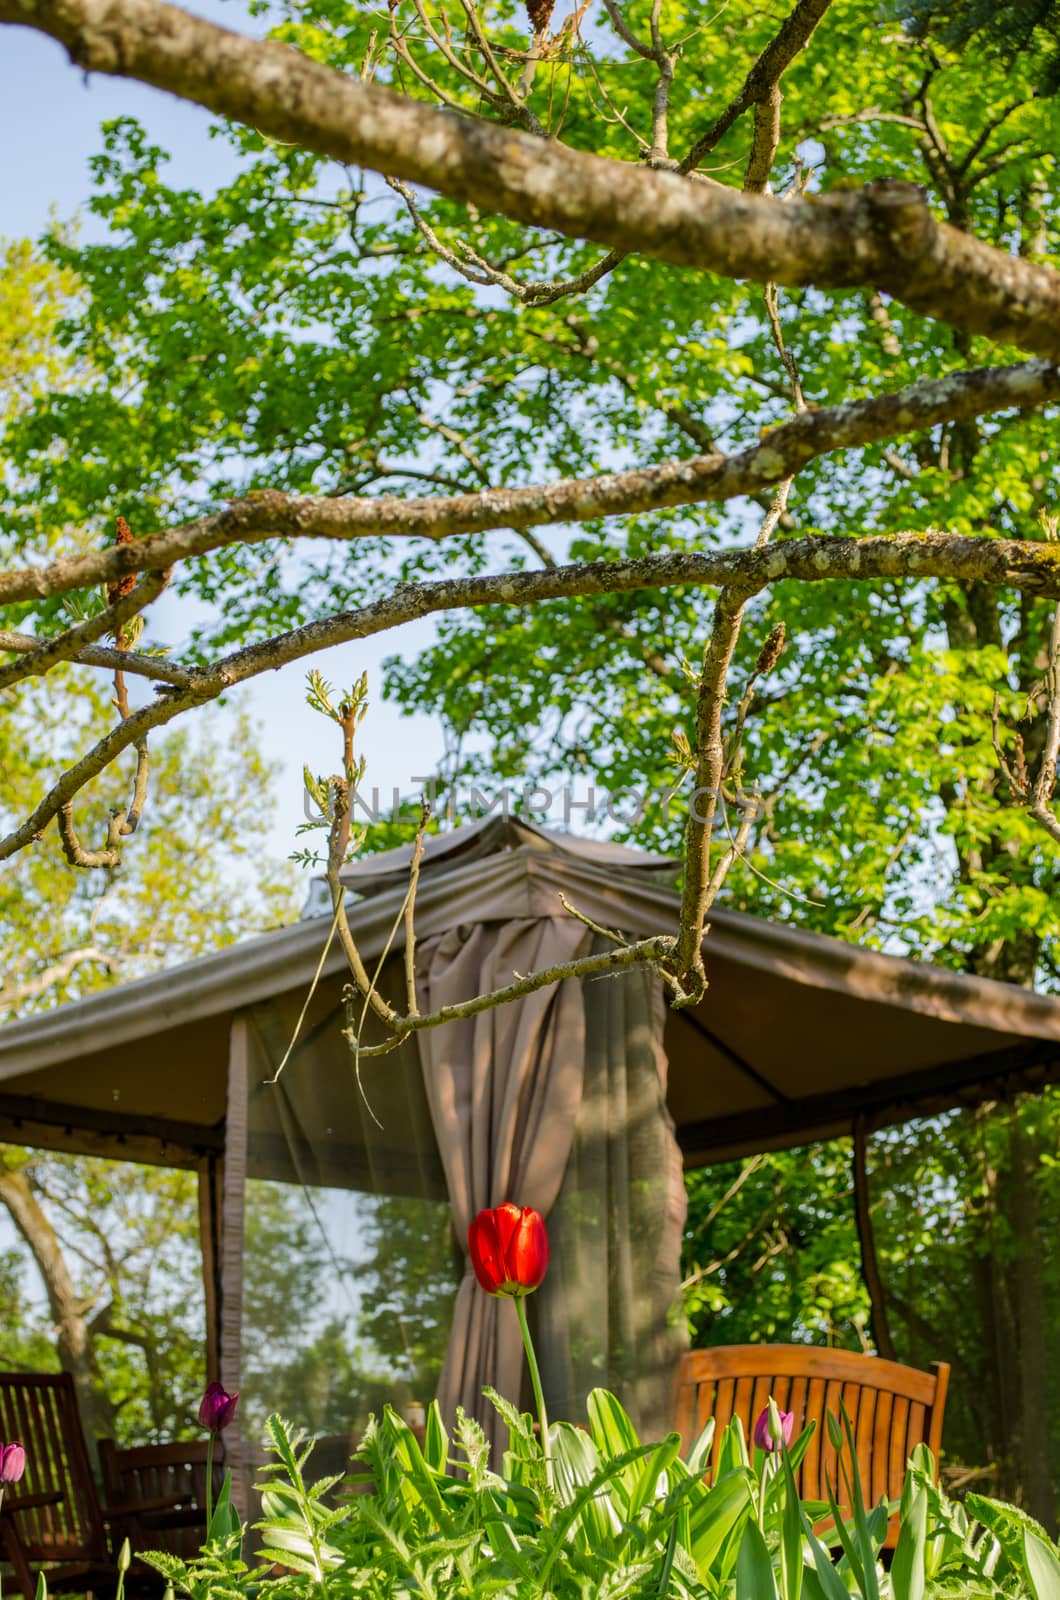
[1009,1113,1055,1532]
[0,1162,115,1448]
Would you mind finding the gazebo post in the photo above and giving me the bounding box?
[197,1153,224,1384]
[852,1116,896,1362]
[219,1013,250,1512]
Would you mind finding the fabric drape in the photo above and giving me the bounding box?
[535,948,688,1439]
[416,917,591,1449]
[417,920,688,1447]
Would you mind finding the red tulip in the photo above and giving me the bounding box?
[198,1381,239,1434]
[752,1404,794,1454]
[468,1203,549,1298]
[0,1444,25,1484]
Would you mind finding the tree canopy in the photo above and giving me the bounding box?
[2,0,1060,1525]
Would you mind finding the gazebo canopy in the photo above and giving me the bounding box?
[0,816,1056,1172]
[2,816,1060,1485]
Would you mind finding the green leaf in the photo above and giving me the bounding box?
[779,1452,804,1600]
[1025,1531,1060,1600]
[736,1518,779,1600]
[423,1399,449,1472]
[687,1467,755,1573]
[891,1476,928,1600]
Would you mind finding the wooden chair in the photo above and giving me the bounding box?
[0,1371,116,1599]
[98,1438,222,1568]
[673,1344,950,1548]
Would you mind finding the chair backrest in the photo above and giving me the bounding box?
[673,1345,949,1522]
[0,1371,108,1566]
[98,1438,220,1561]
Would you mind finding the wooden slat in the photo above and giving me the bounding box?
[672,1382,692,1453]
[802,1378,825,1500]
[748,1376,772,1446]
[889,1396,910,1495]
[906,1403,926,1472]
[839,1381,862,1509]
[872,1390,893,1504]
[732,1378,755,1454]
[710,1378,736,1472]
[694,1379,715,1444]
[786,1377,808,1493]
[820,1380,843,1497]
[855,1384,877,1508]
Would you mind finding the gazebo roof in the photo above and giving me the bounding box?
[0,817,1058,1169]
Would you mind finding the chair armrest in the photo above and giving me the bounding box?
[137,1508,207,1531]
[2,1490,64,1514]
[102,1495,202,1519]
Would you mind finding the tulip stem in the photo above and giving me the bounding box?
[515,1295,552,1491]
[205,1433,215,1532]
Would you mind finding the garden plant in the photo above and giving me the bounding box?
[125,1206,1060,1599]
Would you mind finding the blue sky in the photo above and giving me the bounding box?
[1,4,446,876]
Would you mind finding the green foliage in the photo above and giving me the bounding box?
[900,0,1060,97]
[5,0,1060,1545]
[133,1404,1058,1599]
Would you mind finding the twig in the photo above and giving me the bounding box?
[681,0,834,173]
[265,904,342,1084]
[325,774,400,1027]
[0,631,190,687]
[557,890,628,947]
[0,568,171,693]
[403,801,430,1016]
[7,524,1060,867]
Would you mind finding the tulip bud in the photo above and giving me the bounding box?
[752,1404,794,1454]
[0,1443,25,1485]
[468,1203,549,1298]
[197,1382,239,1434]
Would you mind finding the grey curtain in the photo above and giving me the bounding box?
[417,920,688,1448]
[416,917,591,1451]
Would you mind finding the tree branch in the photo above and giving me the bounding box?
[4,0,1060,356]
[0,631,191,686]
[6,526,1060,865]
[681,0,833,174]
[3,359,1057,608]
[0,945,117,1013]
[0,569,172,693]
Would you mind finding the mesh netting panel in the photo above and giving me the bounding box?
[534,955,688,1439]
[233,973,460,1484]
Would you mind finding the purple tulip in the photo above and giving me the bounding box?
[198,1382,239,1434]
[0,1443,26,1484]
[752,1405,794,1454]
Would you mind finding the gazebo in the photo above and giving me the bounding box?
[0,818,1058,1495]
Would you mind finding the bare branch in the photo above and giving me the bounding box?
[673,587,751,1003]
[0,569,172,692]
[4,359,1058,609]
[5,0,1060,355]
[6,525,1060,865]
[681,0,833,174]
[0,946,117,1013]
[345,934,680,1055]
[0,631,191,687]
[1029,601,1060,845]
[403,801,430,1016]
[325,774,401,1028]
